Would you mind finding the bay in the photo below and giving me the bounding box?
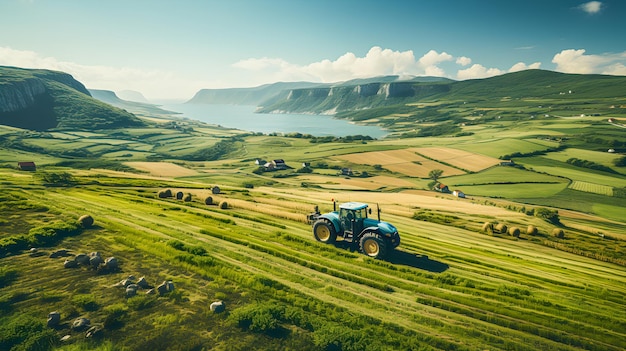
[162,104,388,138]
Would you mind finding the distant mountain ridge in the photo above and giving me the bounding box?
[0,66,145,131]
[255,70,626,114]
[186,81,325,105]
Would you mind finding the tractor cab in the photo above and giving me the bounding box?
[338,202,370,239]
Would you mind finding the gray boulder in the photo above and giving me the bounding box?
[47,311,61,327]
[125,285,137,297]
[64,259,78,268]
[210,301,225,313]
[137,276,149,289]
[72,317,90,331]
[85,325,103,339]
[75,253,89,265]
[89,255,103,269]
[103,257,118,270]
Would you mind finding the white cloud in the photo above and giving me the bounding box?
[509,62,541,72]
[579,1,603,14]
[0,46,201,100]
[456,56,472,66]
[551,48,626,74]
[456,64,505,80]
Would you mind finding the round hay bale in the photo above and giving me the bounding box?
[157,189,173,198]
[205,196,213,205]
[552,228,565,238]
[183,193,192,202]
[508,227,521,238]
[526,225,538,236]
[481,222,494,233]
[219,201,228,209]
[494,223,508,234]
[212,186,221,194]
[176,191,184,200]
[78,215,94,228]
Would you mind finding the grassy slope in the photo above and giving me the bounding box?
[1,168,625,351]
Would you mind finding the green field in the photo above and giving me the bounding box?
[1,88,626,350]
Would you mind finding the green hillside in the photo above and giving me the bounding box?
[0,66,146,131]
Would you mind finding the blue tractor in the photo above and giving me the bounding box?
[308,201,400,259]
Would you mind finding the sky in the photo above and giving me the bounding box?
[1,0,625,101]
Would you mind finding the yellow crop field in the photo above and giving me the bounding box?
[334,148,465,177]
[125,161,198,177]
[415,147,502,172]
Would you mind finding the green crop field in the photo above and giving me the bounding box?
[2,71,626,350]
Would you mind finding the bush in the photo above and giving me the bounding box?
[552,228,565,238]
[535,207,560,224]
[219,201,229,209]
[72,293,99,311]
[103,303,128,329]
[176,191,183,200]
[183,193,192,202]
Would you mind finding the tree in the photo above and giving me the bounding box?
[428,169,444,182]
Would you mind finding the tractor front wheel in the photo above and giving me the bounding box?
[313,220,337,244]
[359,232,387,259]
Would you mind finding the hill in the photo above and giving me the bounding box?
[257,69,626,114]
[117,90,150,103]
[186,81,324,105]
[0,66,146,131]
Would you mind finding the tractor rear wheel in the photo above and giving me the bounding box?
[359,232,387,259]
[313,220,337,244]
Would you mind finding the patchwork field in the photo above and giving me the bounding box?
[124,161,199,177]
[415,147,502,172]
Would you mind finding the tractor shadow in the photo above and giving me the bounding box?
[386,250,449,273]
[333,241,449,273]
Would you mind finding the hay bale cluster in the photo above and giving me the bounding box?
[482,222,529,239]
[59,251,119,273]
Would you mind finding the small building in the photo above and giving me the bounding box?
[340,168,353,176]
[434,183,449,193]
[608,149,616,153]
[453,190,466,198]
[302,162,311,168]
[500,160,515,166]
[272,159,287,170]
[255,158,266,166]
[18,161,37,171]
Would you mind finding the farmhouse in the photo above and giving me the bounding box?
[262,159,289,171]
[500,160,515,166]
[18,161,37,171]
[340,168,354,176]
[434,183,449,193]
[254,158,266,166]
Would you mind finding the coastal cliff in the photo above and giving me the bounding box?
[0,66,145,130]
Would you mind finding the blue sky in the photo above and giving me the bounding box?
[1,0,625,100]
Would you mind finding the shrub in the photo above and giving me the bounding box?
[72,293,99,311]
[495,223,508,234]
[526,225,538,235]
[103,303,128,329]
[176,191,183,200]
[219,201,229,209]
[552,228,565,238]
[158,189,173,198]
[508,227,521,238]
[535,207,560,224]
[183,193,192,202]
[205,196,213,205]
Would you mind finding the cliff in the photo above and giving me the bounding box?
[186,81,325,105]
[257,81,451,114]
[0,66,145,131]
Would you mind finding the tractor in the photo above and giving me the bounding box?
[308,201,400,259]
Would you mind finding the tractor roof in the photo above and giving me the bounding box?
[339,202,368,211]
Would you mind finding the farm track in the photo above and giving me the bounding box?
[21,186,626,350]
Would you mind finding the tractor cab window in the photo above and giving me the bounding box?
[355,208,367,220]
